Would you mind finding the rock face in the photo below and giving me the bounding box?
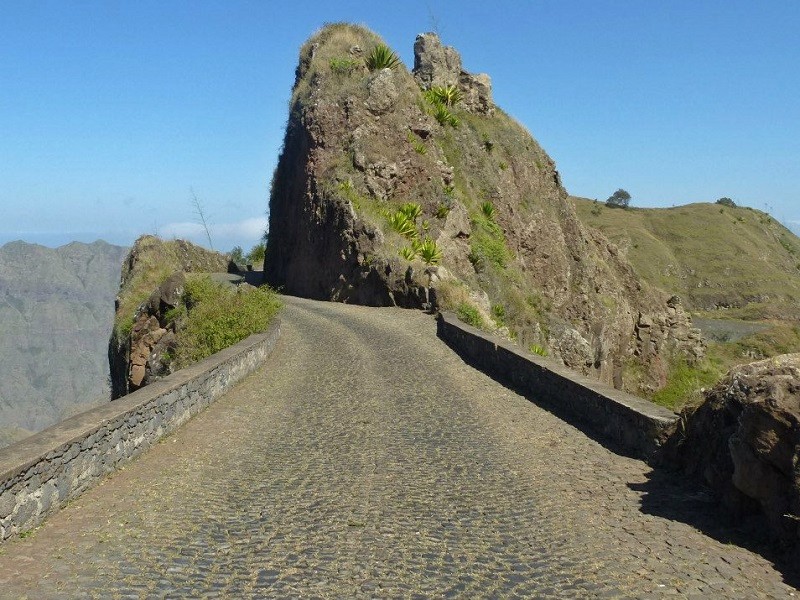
[264,24,702,390]
[665,354,800,544]
[412,33,494,115]
[108,236,229,399]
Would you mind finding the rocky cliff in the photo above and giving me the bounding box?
[0,240,128,447]
[265,24,702,391]
[663,354,800,546]
[108,236,229,399]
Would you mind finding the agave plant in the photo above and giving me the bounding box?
[416,237,442,266]
[399,202,422,222]
[529,343,548,357]
[399,246,417,261]
[432,103,459,128]
[481,201,495,220]
[388,211,417,239]
[365,44,400,71]
[425,84,462,107]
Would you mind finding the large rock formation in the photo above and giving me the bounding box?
[664,354,800,544]
[265,24,702,390]
[109,236,229,399]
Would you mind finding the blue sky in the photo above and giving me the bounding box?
[1,1,799,249]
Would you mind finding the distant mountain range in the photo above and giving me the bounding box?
[0,240,128,448]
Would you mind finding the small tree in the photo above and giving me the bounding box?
[716,197,736,208]
[606,189,631,209]
[229,246,245,263]
[246,242,266,264]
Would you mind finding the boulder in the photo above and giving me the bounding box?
[665,354,800,544]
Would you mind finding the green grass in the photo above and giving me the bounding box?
[469,213,512,270]
[651,357,723,411]
[329,57,359,76]
[572,197,800,318]
[173,275,282,367]
[456,303,485,329]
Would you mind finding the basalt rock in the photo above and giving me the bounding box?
[109,236,229,399]
[265,24,702,390]
[663,354,800,545]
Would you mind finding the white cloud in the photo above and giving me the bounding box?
[160,216,268,250]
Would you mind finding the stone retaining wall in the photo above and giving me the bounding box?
[0,320,281,542]
[437,312,677,459]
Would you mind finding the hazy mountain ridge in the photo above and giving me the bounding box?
[0,240,128,447]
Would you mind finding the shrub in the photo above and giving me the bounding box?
[491,303,506,324]
[456,303,484,329]
[175,276,282,367]
[716,197,736,208]
[480,201,495,220]
[229,246,245,264]
[469,214,511,270]
[246,242,266,264]
[606,188,631,209]
[365,44,400,71]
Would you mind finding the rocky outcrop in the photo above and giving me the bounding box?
[413,33,494,115]
[664,354,800,545]
[264,24,702,391]
[109,236,229,399]
[125,272,184,392]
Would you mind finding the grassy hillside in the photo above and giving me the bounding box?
[573,198,800,409]
[572,198,800,319]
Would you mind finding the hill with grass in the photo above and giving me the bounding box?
[572,198,800,318]
[264,24,704,394]
[0,240,128,447]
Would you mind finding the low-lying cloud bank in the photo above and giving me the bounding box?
[160,216,268,252]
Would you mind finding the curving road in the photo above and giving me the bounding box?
[0,297,795,598]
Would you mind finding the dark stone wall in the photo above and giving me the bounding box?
[437,312,678,460]
[0,322,281,543]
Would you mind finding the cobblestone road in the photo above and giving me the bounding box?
[0,297,796,598]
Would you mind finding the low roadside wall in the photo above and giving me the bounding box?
[437,312,677,460]
[0,320,281,542]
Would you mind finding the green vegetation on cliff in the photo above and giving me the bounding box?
[110,236,281,399]
[574,197,800,408]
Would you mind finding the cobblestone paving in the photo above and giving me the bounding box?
[0,297,796,598]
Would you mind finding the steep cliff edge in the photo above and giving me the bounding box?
[108,236,229,398]
[265,24,702,391]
